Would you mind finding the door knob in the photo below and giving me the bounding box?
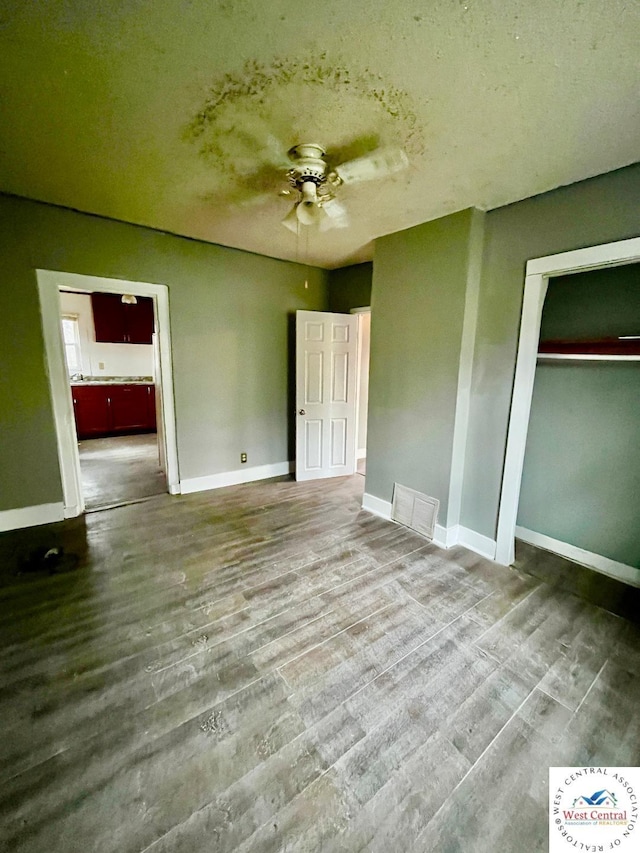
[298,409,306,415]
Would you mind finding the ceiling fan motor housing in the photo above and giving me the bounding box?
[287,143,329,189]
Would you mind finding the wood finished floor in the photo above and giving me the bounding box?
[1,474,639,852]
[79,433,166,510]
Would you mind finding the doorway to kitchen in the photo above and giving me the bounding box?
[38,271,179,518]
[61,287,164,510]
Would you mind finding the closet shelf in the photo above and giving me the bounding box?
[538,353,640,362]
[538,337,640,361]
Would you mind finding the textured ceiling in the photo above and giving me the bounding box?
[0,1,638,268]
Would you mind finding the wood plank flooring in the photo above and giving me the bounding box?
[79,433,166,510]
[1,474,639,852]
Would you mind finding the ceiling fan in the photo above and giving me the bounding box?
[279,143,408,232]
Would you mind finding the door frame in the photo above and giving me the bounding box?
[37,270,180,517]
[494,236,640,565]
[350,306,371,466]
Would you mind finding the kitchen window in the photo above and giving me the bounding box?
[61,315,82,377]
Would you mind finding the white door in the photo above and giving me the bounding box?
[296,310,358,481]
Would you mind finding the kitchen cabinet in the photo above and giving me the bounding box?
[71,386,111,438]
[91,293,154,344]
[109,385,156,432]
[72,384,156,439]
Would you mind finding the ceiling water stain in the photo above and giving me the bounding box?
[185,53,424,198]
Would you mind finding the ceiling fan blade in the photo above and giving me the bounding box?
[320,197,350,230]
[262,133,292,171]
[235,189,281,209]
[334,147,408,185]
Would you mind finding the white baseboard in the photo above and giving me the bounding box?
[362,492,392,520]
[432,524,497,559]
[515,526,640,588]
[360,495,498,562]
[433,524,459,549]
[458,526,497,560]
[357,449,367,460]
[0,502,65,532]
[180,461,293,495]
[168,483,181,495]
[63,503,83,519]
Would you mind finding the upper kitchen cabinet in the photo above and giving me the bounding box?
[91,293,154,344]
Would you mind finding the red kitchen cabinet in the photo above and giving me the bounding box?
[71,384,156,439]
[91,294,126,343]
[109,385,153,432]
[71,386,111,438]
[124,298,155,344]
[91,293,154,344]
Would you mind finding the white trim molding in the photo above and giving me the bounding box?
[458,526,497,560]
[515,526,640,589]
[180,461,293,495]
[525,239,640,277]
[495,236,640,566]
[431,524,497,558]
[433,524,459,550]
[0,503,65,533]
[352,309,371,473]
[361,493,497,561]
[362,493,392,520]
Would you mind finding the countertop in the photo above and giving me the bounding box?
[70,376,154,386]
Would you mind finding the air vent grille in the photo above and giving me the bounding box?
[391,483,439,539]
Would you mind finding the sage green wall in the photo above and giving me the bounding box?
[460,162,640,539]
[328,262,372,313]
[0,194,328,513]
[366,209,476,515]
[540,264,640,340]
[517,363,640,567]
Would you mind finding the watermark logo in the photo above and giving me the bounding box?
[550,768,639,852]
[573,790,618,809]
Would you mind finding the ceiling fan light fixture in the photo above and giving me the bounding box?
[299,180,318,204]
[281,204,300,232]
[296,200,321,226]
[295,179,322,225]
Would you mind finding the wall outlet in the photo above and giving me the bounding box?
[240,452,247,464]
[98,362,105,370]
